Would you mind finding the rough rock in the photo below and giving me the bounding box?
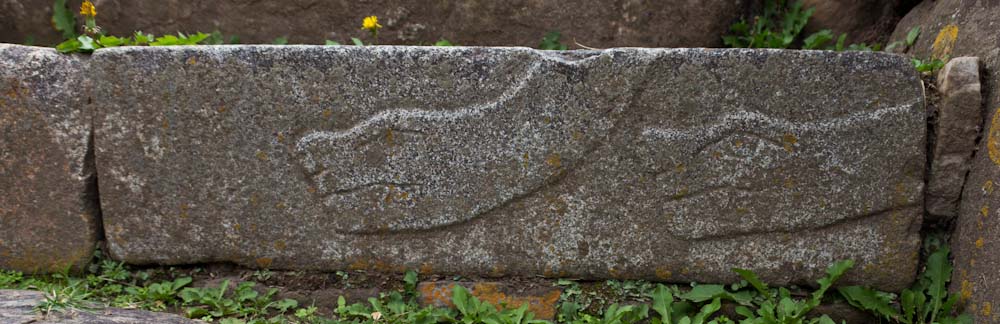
[92,46,925,291]
[925,57,982,220]
[0,44,100,273]
[891,1,1000,321]
[0,289,201,323]
[801,0,898,45]
[418,281,561,320]
[0,0,754,49]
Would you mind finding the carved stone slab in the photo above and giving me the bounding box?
[92,46,925,291]
[0,44,100,273]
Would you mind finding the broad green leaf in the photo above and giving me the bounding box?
[452,285,470,315]
[351,37,365,46]
[77,35,97,51]
[680,285,727,303]
[404,270,418,293]
[325,40,341,45]
[650,285,673,323]
[56,38,82,53]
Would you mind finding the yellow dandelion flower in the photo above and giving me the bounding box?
[362,16,382,31]
[80,0,97,17]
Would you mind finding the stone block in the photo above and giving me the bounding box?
[92,46,925,291]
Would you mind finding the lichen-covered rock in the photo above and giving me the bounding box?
[0,44,100,273]
[891,1,1000,320]
[925,57,982,220]
[93,46,924,291]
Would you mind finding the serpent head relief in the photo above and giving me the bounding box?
[293,53,625,234]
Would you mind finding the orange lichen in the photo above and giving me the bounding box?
[419,263,434,275]
[255,257,273,268]
[985,180,994,194]
[322,109,333,118]
[256,151,268,161]
[274,241,286,250]
[545,153,561,168]
[348,258,370,270]
[983,206,990,218]
[655,267,673,280]
[931,25,959,60]
[984,302,993,316]
[976,237,985,249]
[988,109,1000,165]
[490,265,506,277]
[673,186,689,199]
[782,133,798,152]
[419,283,560,319]
[960,279,973,302]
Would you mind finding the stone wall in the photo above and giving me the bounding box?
[0,44,928,292]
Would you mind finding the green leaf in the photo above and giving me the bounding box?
[77,35,97,51]
[434,39,455,46]
[351,37,365,46]
[835,33,847,51]
[732,268,770,298]
[324,40,341,45]
[802,29,833,49]
[691,297,722,323]
[185,32,209,45]
[150,35,180,46]
[272,36,288,45]
[838,286,900,320]
[735,306,755,319]
[51,0,77,40]
[173,277,193,290]
[98,35,127,47]
[810,260,853,309]
[680,285,727,303]
[404,270,418,294]
[452,285,471,316]
[650,284,673,323]
[56,38,82,53]
[539,31,568,50]
[132,32,154,45]
[925,246,953,323]
[906,26,921,46]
